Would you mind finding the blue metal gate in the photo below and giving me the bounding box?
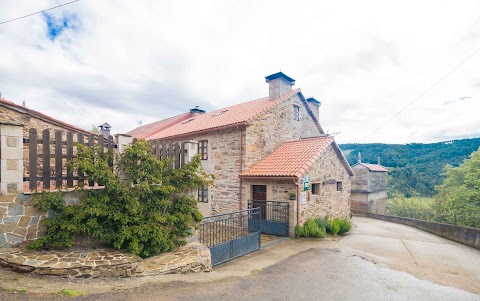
[248,200,290,237]
[198,208,261,266]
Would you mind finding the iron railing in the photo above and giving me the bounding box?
[248,200,289,223]
[198,208,260,248]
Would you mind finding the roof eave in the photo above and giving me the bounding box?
[147,121,247,141]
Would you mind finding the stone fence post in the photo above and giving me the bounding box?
[0,122,24,195]
[115,134,134,155]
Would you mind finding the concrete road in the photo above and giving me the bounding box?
[1,217,480,300]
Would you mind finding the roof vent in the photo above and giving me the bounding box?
[213,110,228,116]
[190,106,205,114]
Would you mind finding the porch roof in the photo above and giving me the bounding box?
[240,136,354,179]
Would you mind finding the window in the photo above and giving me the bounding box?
[198,185,208,203]
[198,140,208,160]
[312,183,320,195]
[336,181,343,191]
[293,105,300,121]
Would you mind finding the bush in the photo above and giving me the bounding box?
[329,218,341,235]
[28,140,213,258]
[314,218,328,230]
[295,218,326,238]
[338,218,351,234]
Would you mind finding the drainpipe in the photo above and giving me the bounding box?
[238,127,243,210]
[295,179,301,226]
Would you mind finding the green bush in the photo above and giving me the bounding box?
[314,218,328,230]
[338,218,352,234]
[28,140,213,258]
[329,218,341,235]
[295,218,326,238]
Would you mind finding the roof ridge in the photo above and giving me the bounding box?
[0,98,92,134]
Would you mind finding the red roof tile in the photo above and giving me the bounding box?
[240,136,335,178]
[130,89,302,140]
[353,163,388,172]
[126,112,193,139]
[0,98,91,134]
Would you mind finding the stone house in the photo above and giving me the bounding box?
[127,72,354,232]
[350,154,388,215]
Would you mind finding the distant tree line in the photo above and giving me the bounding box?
[341,138,480,228]
[340,138,480,197]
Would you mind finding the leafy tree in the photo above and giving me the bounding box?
[29,140,213,257]
[341,138,480,197]
[434,148,480,228]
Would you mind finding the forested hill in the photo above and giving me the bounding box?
[340,138,480,197]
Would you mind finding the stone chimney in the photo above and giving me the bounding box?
[190,106,206,116]
[98,122,111,136]
[306,97,321,121]
[265,72,295,100]
[358,152,362,164]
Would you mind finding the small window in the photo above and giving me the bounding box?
[293,105,300,121]
[312,183,320,195]
[198,185,208,203]
[336,181,343,191]
[198,140,208,160]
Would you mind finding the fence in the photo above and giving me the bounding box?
[23,129,190,191]
[248,200,290,237]
[23,128,115,191]
[150,139,188,169]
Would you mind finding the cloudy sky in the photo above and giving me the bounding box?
[1,0,479,144]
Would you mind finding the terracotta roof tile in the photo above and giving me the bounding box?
[131,89,301,140]
[126,112,193,139]
[240,136,334,178]
[353,163,388,172]
[0,98,91,134]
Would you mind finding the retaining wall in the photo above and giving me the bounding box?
[367,213,480,250]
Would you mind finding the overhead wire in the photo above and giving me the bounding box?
[357,46,480,143]
[0,0,80,25]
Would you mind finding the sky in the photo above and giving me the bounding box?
[0,0,479,144]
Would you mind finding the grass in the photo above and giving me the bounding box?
[5,288,26,294]
[60,289,86,297]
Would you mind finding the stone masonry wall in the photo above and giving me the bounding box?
[169,128,245,216]
[244,94,322,171]
[300,145,352,224]
[369,171,387,192]
[351,166,368,191]
[0,192,82,248]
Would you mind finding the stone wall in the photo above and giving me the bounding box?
[350,193,368,214]
[0,193,46,247]
[244,94,322,171]
[169,127,244,216]
[351,167,368,191]
[0,191,85,248]
[369,171,387,192]
[351,191,387,215]
[368,213,480,250]
[300,145,351,223]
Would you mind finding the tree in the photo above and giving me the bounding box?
[434,148,480,228]
[29,140,213,257]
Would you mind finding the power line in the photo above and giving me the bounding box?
[357,46,480,143]
[0,0,80,25]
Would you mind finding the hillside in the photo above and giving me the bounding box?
[340,138,480,197]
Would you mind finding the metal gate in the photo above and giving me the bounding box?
[198,208,261,266]
[248,200,290,237]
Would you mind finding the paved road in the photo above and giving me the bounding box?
[1,217,480,300]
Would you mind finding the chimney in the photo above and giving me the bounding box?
[377,156,381,165]
[306,97,321,121]
[190,106,206,116]
[358,152,362,164]
[99,122,111,136]
[265,72,295,100]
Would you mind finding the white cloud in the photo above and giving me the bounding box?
[1,0,479,144]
